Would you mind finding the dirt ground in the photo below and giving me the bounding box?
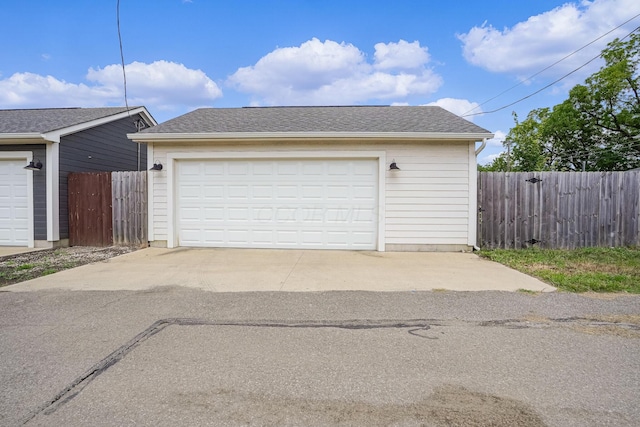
[0,246,136,287]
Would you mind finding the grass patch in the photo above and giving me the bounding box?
[479,247,640,293]
[517,289,539,295]
[0,246,135,287]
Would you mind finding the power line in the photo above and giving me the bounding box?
[463,25,640,118]
[117,0,129,111]
[462,13,640,117]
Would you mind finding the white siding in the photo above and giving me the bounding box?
[148,141,471,249]
[385,144,469,246]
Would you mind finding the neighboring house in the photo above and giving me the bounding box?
[0,107,156,248]
[129,106,493,252]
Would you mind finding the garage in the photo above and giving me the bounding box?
[131,106,494,252]
[0,158,30,246]
[175,158,379,249]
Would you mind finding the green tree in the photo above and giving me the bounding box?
[500,31,640,171]
[481,110,551,172]
[478,153,508,171]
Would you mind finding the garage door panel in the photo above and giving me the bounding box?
[300,185,323,200]
[354,185,377,200]
[228,207,250,221]
[352,231,376,246]
[176,159,378,249]
[252,163,274,175]
[328,163,350,175]
[275,207,298,222]
[353,208,377,223]
[180,163,201,176]
[302,163,323,175]
[277,163,298,175]
[14,206,29,220]
[326,185,349,200]
[203,163,224,175]
[228,163,250,175]
[354,162,377,175]
[276,185,298,200]
[204,207,225,221]
[228,185,249,199]
[252,185,273,199]
[203,185,224,199]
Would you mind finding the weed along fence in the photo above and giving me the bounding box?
[477,171,640,249]
[68,171,148,247]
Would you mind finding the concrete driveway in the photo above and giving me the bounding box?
[6,247,554,292]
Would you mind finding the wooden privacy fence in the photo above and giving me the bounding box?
[112,171,147,246]
[68,171,147,247]
[68,172,113,246]
[477,171,640,249]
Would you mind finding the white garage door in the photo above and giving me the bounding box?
[176,158,379,249]
[0,159,30,246]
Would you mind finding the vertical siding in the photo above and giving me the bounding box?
[147,141,472,248]
[0,145,47,240]
[58,114,148,238]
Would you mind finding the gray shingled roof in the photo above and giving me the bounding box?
[142,106,491,135]
[0,107,139,133]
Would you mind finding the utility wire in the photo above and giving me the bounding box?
[463,25,640,118]
[117,0,143,171]
[463,12,640,116]
[117,0,129,112]
[462,13,640,117]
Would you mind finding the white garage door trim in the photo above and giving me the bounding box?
[0,152,34,247]
[166,151,386,250]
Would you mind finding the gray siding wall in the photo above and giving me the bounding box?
[58,114,148,238]
[0,145,47,240]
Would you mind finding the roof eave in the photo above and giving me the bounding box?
[0,133,48,144]
[41,106,158,143]
[128,131,495,143]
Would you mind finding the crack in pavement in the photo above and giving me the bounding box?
[21,316,639,424]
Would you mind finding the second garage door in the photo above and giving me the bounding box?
[176,158,379,249]
[0,159,30,246]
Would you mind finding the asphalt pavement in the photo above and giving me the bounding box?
[1,288,639,426]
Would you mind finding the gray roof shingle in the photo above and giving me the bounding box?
[141,106,491,135]
[0,107,140,134]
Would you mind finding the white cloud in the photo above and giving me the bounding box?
[0,60,222,112]
[479,152,504,166]
[458,0,640,80]
[87,61,222,110]
[486,130,507,147]
[227,38,442,105]
[0,73,102,107]
[374,40,430,70]
[424,98,481,119]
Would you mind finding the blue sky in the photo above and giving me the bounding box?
[1,0,639,164]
